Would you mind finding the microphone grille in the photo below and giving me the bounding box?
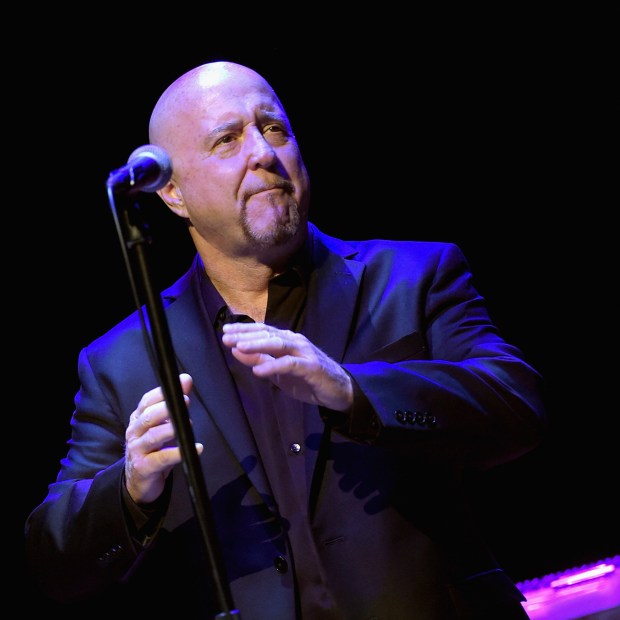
[127,144,173,192]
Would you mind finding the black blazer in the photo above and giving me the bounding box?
[25,223,545,619]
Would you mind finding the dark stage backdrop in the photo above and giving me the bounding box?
[14,32,613,611]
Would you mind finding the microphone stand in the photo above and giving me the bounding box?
[106,183,240,619]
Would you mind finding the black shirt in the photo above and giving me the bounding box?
[197,253,342,617]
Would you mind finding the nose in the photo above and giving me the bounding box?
[246,127,276,169]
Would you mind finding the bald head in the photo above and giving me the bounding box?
[149,62,283,150]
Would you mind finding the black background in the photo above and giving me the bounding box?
[15,19,615,611]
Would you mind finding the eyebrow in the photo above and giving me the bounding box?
[207,121,241,140]
[207,110,289,139]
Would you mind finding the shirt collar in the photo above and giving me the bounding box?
[194,236,313,329]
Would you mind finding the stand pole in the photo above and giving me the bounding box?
[107,185,240,619]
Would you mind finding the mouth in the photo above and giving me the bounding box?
[246,180,294,200]
[246,187,290,210]
[256,187,284,195]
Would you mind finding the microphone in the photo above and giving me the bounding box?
[107,144,173,194]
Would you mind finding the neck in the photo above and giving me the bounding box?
[208,260,274,321]
[193,236,300,322]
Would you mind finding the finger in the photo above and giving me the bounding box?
[136,421,178,453]
[250,354,304,378]
[230,347,304,379]
[229,347,273,368]
[138,442,205,472]
[222,322,270,334]
[223,327,290,352]
[134,373,193,416]
[179,373,193,394]
[234,335,287,354]
[141,395,190,430]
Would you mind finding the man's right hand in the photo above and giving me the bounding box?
[124,373,203,505]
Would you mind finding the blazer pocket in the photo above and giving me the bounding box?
[370,331,427,362]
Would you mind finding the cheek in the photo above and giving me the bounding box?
[290,159,311,205]
[181,175,241,228]
[181,168,233,208]
[284,148,309,182]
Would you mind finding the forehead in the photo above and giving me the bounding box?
[203,86,283,124]
[187,68,285,122]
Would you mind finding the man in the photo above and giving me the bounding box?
[25,61,545,619]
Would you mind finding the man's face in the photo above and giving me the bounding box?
[158,65,311,258]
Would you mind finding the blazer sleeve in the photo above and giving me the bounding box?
[24,338,155,601]
[340,242,546,470]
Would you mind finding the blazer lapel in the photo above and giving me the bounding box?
[303,230,365,363]
[301,231,366,504]
[164,271,271,500]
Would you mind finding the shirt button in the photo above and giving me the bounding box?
[289,442,302,454]
[274,555,289,573]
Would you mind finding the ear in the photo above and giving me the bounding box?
[156,181,189,219]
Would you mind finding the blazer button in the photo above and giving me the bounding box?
[289,442,302,454]
[274,555,289,573]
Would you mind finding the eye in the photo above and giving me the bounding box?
[263,123,288,145]
[216,134,236,146]
[264,124,284,134]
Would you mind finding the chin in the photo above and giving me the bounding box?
[245,211,302,246]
